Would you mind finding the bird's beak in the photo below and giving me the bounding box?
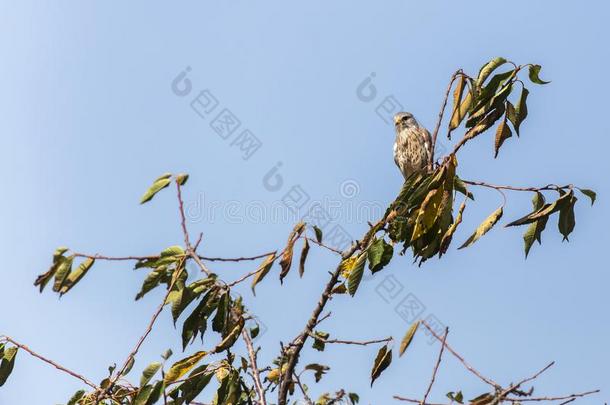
[393,116,401,126]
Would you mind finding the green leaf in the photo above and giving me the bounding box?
[161,349,173,361]
[136,267,166,300]
[299,238,310,278]
[213,317,244,353]
[469,70,514,118]
[279,222,306,283]
[140,176,172,204]
[528,64,550,84]
[347,253,367,296]
[171,285,196,324]
[212,291,229,333]
[35,247,70,293]
[313,225,323,243]
[250,324,260,339]
[494,117,512,158]
[175,173,189,186]
[577,188,596,206]
[176,364,213,403]
[140,362,162,387]
[454,177,474,200]
[161,245,185,257]
[458,207,503,249]
[558,195,577,241]
[59,258,95,296]
[312,331,329,352]
[463,103,506,141]
[164,351,207,384]
[476,57,508,86]
[506,190,573,227]
[370,344,392,386]
[440,200,466,257]
[250,253,276,296]
[135,380,164,405]
[447,391,464,404]
[304,363,330,382]
[123,357,135,376]
[367,238,394,274]
[449,75,468,131]
[0,346,18,387]
[523,192,548,258]
[511,87,529,135]
[66,390,85,405]
[181,289,219,349]
[399,320,420,357]
[52,255,74,292]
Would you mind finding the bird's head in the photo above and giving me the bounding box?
[393,112,418,131]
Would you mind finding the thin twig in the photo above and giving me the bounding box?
[242,329,267,405]
[421,320,499,388]
[1,336,97,389]
[306,332,392,347]
[113,256,186,382]
[430,69,464,168]
[277,216,388,404]
[199,252,276,262]
[293,372,314,405]
[393,397,447,405]
[72,253,158,262]
[421,327,449,405]
[176,181,191,248]
[304,237,343,256]
[461,180,571,193]
[504,390,600,402]
[499,362,555,399]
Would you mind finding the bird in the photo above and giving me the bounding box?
[393,112,432,180]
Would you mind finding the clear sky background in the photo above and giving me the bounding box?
[1,1,609,404]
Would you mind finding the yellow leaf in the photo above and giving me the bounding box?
[494,117,512,158]
[449,76,467,131]
[399,320,420,357]
[164,351,207,384]
[458,206,503,249]
[250,253,276,296]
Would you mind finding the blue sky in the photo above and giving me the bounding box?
[1,1,608,404]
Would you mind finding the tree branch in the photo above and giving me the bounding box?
[306,332,392,347]
[421,320,499,388]
[112,256,186,385]
[277,216,389,404]
[430,70,464,168]
[421,327,449,405]
[1,336,97,389]
[461,180,571,193]
[242,329,267,405]
[504,390,600,403]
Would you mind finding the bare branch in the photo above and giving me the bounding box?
[421,320,499,388]
[421,327,449,405]
[293,371,314,405]
[306,332,392,347]
[461,180,571,193]
[304,237,343,256]
[199,252,277,262]
[499,361,555,399]
[113,256,186,384]
[430,69,464,168]
[72,253,159,262]
[277,216,389,404]
[242,329,267,405]
[393,397,447,405]
[504,390,600,403]
[1,336,97,389]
